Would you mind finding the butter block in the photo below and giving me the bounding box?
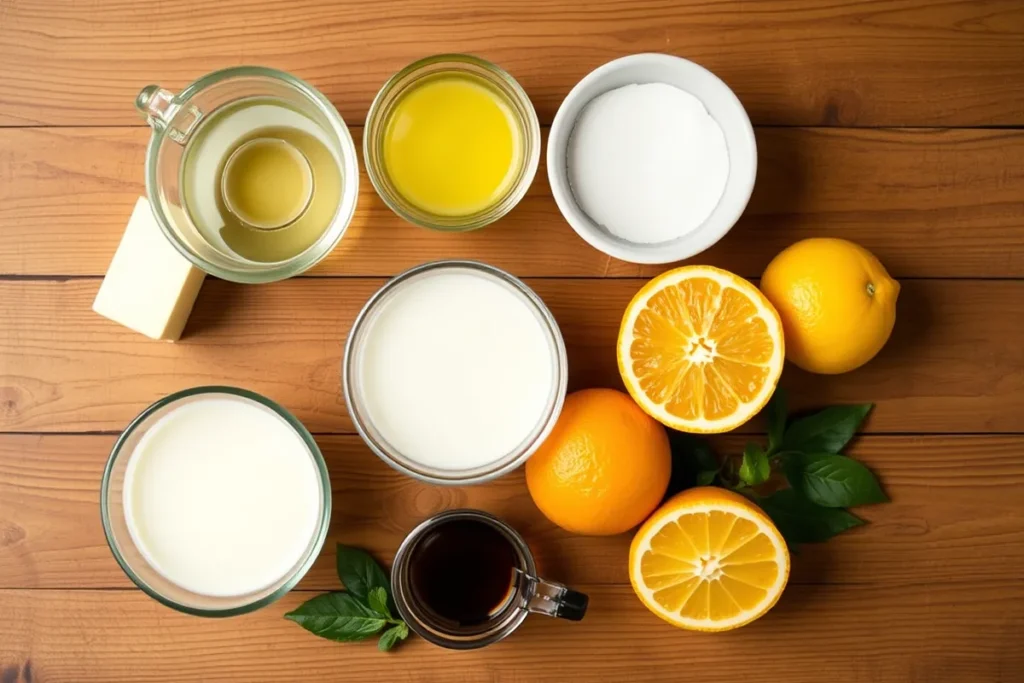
[93,197,206,341]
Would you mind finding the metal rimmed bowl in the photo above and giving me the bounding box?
[363,54,541,231]
[100,386,331,617]
[342,261,567,485]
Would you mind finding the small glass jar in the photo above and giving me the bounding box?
[100,386,331,617]
[137,67,360,283]
[363,55,541,231]
[342,261,567,485]
[391,510,588,650]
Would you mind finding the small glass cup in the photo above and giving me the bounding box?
[342,260,568,486]
[391,510,588,649]
[100,386,331,617]
[363,54,541,231]
[136,66,360,283]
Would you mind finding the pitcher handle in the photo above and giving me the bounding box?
[136,85,203,144]
[516,569,588,621]
[136,85,178,131]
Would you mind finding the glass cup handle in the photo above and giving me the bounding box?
[518,569,589,621]
[135,85,203,144]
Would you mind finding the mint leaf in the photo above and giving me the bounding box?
[367,586,392,619]
[765,388,787,455]
[738,442,770,487]
[285,592,387,642]
[336,545,392,609]
[696,469,717,486]
[757,489,864,546]
[377,623,409,652]
[784,453,888,508]
[782,404,873,454]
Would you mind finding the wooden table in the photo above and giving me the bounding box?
[1,1,1022,681]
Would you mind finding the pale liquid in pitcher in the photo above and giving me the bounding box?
[180,98,343,263]
[122,395,322,597]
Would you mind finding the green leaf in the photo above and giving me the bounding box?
[336,545,392,608]
[758,489,864,546]
[377,623,409,652]
[738,442,770,487]
[695,469,717,486]
[782,404,873,454]
[665,432,719,499]
[367,586,392,619]
[765,388,787,455]
[784,453,888,508]
[285,592,387,642]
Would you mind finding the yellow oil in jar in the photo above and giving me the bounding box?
[382,74,522,217]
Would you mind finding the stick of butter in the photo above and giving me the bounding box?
[93,197,206,341]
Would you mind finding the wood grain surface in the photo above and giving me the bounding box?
[2,127,1024,278]
[2,0,1023,680]
[1,278,1021,434]
[1,0,1023,127]
[1,583,1020,683]
[2,434,1022,590]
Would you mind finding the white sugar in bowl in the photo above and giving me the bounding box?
[547,53,756,265]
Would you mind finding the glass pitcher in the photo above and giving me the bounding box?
[391,509,588,649]
[136,67,359,283]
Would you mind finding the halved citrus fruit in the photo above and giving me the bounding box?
[617,265,784,433]
[629,487,789,632]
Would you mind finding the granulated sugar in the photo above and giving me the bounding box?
[567,83,730,244]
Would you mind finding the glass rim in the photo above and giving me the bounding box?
[143,65,359,283]
[100,385,332,617]
[362,54,541,232]
[342,260,568,485]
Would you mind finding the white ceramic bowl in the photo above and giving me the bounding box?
[547,53,757,265]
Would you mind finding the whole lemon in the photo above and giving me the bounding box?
[760,238,899,374]
[526,388,671,536]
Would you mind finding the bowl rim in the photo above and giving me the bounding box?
[547,52,757,265]
[341,260,568,486]
[99,385,332,617]
[362,54,541,232]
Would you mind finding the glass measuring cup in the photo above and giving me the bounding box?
[136,67,359,283]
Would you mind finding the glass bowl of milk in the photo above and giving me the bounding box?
[101,387,331,616]
[343,261,568,485]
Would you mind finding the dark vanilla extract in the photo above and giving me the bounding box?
[408,518,519,626]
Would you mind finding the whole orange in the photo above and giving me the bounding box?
[525,388,671,536]
[760,238,899,374]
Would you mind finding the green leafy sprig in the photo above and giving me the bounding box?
[285,545,410,652]
[671,389,888,549]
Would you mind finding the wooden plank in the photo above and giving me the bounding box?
[0,584,1018,682]
[0,278,1021,434]
[1,434,1021,590]
[1,0,1023,127]
[2,127,1024,278]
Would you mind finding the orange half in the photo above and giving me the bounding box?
[617,265,784,433]
[629,487,790,632]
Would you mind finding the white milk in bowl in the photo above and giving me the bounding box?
[344,262,567,485]
[105,389,329,611]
